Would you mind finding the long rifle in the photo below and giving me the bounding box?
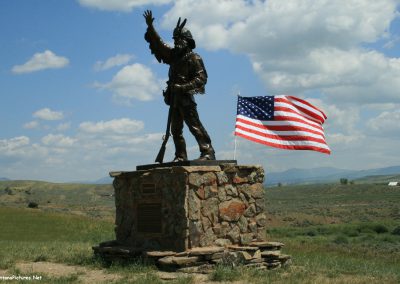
[155,90,174,163]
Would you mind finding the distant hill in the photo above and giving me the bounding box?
[0,180,114,218]
[353,174,400,184]
[0,177,10,181]
[266,165,400,185]
[94,176,113,184]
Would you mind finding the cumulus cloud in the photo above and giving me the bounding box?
[367,110,400,134]
[0,136,30,153]
[94,63,162,104]
[94,54,134,71]
[23,121,39,129]
[42,134,77,147]
[307,98,360,133]
[12,50,69,74]
[33,108,64,121]
[77,0,171,12]
[79,118,144,135]
[56,122,71,131]
[160,0,399,105]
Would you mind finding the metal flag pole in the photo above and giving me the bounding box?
[233,92,240,160]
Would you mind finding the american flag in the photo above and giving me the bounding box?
[235,95,331,154]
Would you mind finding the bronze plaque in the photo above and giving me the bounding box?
[141,183,156,195]
[137,203,162,233]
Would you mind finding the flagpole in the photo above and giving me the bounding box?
[233,92,240,161]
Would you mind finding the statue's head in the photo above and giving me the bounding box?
[173,17,196,49]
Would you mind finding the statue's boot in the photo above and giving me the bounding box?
[172,134,188,162]
[197,143,216,161]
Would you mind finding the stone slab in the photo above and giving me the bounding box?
[188,246,224,256]
[136,160,237,171]
[144,251,177,258]
[227,245,259,251]
[250,241,284,248]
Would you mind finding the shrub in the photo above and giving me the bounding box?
[333,235,349,244]
[343,228,360,237]
[372,224,389,234]
[391,226,400,236]
[306,229,318,237]
[27,201,39,209]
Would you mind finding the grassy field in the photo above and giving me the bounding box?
[0,180,114,220]
[0,180,399,283]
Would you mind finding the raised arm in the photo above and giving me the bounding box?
[143,10,172,64]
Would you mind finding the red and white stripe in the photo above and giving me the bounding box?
[234,95,331,154]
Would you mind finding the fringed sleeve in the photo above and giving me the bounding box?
[144,25,173,64]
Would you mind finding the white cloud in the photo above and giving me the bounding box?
[161,0,399,105]
[307,98,360,133]
[94,63,162,104]
[79,118,144,135]
[327,132,365,146]
[23,121,39,129]
[33,108,64,121]
[42,134,77,147]
[94,54,134,71]
[56,122,71,131]
[0,136,30,153]
[367,110,400,134]
[12,50,69,74]
[77,0,172,12]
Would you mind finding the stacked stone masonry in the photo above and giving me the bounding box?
[112,164,267,252]
[93,242,291,273]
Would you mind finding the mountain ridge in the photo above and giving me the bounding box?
[266,165,400,185]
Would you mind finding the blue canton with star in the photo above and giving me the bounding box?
[237,96,274,120]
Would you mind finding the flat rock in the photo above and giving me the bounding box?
[278,254,291,261]
[250,241,284,248]
[175,251,189,257]
[227,245,259,251]
[144,251,177,258]
[172,256,200,266]
[158,256,175,266]
[204,252,224,261]
[173,166,221,173]
[261,251,281,258]
[188,246,224,255]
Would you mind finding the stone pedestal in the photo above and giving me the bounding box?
[110,163,266,252]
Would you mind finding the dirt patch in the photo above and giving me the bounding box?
[12,262,249,283]
[15,262,121,283]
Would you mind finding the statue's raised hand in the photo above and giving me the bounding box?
[143,10,154,26]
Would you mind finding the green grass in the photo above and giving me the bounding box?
[0,207,114,268]
[265,183,400,225]
[0,179,400,283]
[0,180,114,219]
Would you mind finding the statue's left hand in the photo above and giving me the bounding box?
[143,10,154,26]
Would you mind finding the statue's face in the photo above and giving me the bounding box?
[173,36,189,56]
[173,36,187,48]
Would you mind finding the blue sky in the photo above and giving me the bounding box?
[1,0,400,182]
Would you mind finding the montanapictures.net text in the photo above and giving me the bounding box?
[0,275,42,281]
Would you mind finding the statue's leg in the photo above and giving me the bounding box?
[183,105,215,160]
[171,107,188,161]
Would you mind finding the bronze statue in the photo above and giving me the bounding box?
[143,10,215,162]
